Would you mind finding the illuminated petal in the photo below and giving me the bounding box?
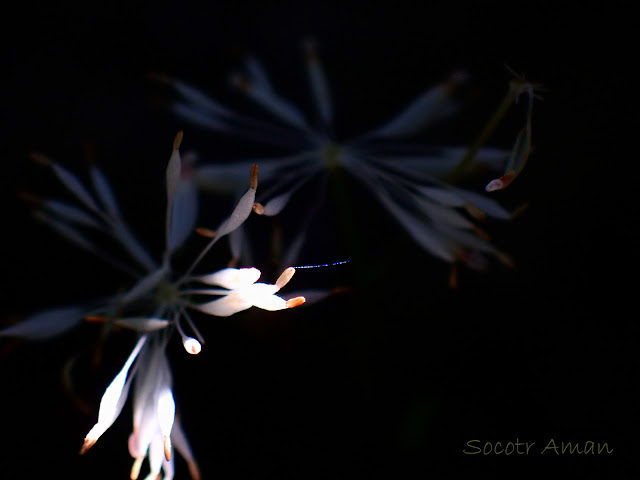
[80,335,148,454]
[194,292,253,317]
[197,267,260,289]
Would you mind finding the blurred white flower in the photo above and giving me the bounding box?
[159,41,534,274]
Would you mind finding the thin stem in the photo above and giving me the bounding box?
[447,86,517,183]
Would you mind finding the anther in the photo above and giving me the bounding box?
[285,297,306,309]
[183,337,202,355]
[164,435,172,461]
[275,267,296,289]
[195,227,217,238]
[173,131,184,150]
[252,202,264,215]
[250,163,259,190]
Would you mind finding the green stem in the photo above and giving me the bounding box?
[447,86,517,183]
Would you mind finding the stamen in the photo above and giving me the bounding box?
[173,131,184,150]
[130,457,144,480]
[252,202,265,215]
[182,337,202,355]
[230,73,252,93]
[28,152,51,166]
[16,191,42,205]
[275,267,296,289]
[195,227,216,238]
[285,297,306,309]
[250,163,259,190]
[485,171,516,192]
[164,435,172,461]
[79,437,97,455]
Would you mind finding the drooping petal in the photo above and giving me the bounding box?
[80,335,148,454]
[0,305,85,340]
[171,415,201,480]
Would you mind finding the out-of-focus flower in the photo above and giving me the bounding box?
[158,41,537,274]
[1,132,305,479]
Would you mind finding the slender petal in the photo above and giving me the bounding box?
[90,166,121,218]
[0,305,85,340]
[369,72,467,138]
[80,335,148,454]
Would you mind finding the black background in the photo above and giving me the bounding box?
[1,1,635,479]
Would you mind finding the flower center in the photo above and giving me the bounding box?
[155,280,180,305]
[322,142,342,170]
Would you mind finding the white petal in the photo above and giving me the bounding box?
[166,144,182,207]
[90,166,121,218]
[304,41,333,126]
[44,200,101,229]
[215,186,256,238]
[371,72,466,138]
[111,222,157,272]
[0,305,85,340]
[237,75,309,130]
[167,177,198,252]
[197,267,260,289]
[249,293,288,311]
[172,79,231,116]
[172,102,229,131]
[114,317,170,332]
[170,416,200,480]
[194,292,253,317]
[82,335,148,452]
[261,191,293,216]
[50,162,99,212]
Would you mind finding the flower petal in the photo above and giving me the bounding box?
[0,305,85,340]
[197,267,261,289]
[194,292,253,317]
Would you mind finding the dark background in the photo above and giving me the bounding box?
[1,1,635,479]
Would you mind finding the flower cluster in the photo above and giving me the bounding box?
[158,41,540,279]
[1,132,305,479]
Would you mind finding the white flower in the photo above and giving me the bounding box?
[161,41,536,274]
[2,132,305,478]
[187,266,305,317]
